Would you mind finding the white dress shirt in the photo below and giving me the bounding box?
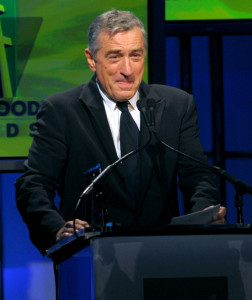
[96,82,140,158]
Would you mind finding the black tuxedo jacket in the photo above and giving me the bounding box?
[15,76,219,254]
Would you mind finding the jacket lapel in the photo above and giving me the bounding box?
[78,76,118,165]
[78,76,131,189]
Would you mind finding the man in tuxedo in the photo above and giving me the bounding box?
[15,9,226,255]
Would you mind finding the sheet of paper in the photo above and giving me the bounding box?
[170,204,221,225]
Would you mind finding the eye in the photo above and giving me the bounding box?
[108,53,121,61]
[131,52,143,60]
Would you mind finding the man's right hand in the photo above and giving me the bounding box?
[56,219,90,241]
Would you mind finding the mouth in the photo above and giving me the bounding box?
[116,80,134,90]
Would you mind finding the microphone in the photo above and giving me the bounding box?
[73,98,162,229]
[147,99,156,128]
[136,98,150,127]
[74,110,153,214]
[73,100,153,233]
[137,98,156,130]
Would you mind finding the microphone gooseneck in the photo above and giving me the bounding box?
[75,97,251,228]
[138,97,252,224]
[74,106,153,215]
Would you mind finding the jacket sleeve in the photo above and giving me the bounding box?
[177,94,220,213]
[15,98,68,255]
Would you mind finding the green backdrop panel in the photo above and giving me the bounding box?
[0,0,147,157]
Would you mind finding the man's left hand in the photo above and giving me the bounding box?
[207,206,227,224]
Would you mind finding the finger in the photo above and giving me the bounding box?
[56,219,91,241]
[65,220,90,229]
[56,228,74,241]
[220,206,227,216]
[61,226,82,237]
[211,218,226,224]
[62,227,75,235]
[74,219,91,227]
[213,206,227,221]
[65,221,75,228]
[73,223,87,231]
[61,232,73,238]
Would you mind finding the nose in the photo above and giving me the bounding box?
[120,57,133,77]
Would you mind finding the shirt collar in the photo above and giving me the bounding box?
[96,81,139,111]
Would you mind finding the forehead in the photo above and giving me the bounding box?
[97,27,145,51]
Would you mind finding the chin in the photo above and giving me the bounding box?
[114,92,135,101]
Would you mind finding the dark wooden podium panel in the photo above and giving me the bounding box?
[48,226,252,300]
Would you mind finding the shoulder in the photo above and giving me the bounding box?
[140,81,191,101]
[44,84,86,106]
[38,84,90,118]
[34,84,87,126]
[140,82,194,112]
[140,82,198,122]
[151,84,190,100]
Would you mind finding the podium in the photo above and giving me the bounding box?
[47,225,252,300]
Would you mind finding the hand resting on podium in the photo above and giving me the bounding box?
[208,205,226,224]
[56,219,90,241]
[55,206,226,242]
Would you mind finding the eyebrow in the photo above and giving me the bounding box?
[105,50,121,57]
[105,48,145,57]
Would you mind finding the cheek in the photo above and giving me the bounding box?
[135,65,145,81]
[100,66,118,81]
[136,62,145,73]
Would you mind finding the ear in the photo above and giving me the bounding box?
[85,48,96,72]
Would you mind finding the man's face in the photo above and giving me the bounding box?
[85,26,146,101]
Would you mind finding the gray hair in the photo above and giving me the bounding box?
[88,9,147,60]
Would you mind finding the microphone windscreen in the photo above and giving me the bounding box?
[147,98,156,109]
[137,98,148,111]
